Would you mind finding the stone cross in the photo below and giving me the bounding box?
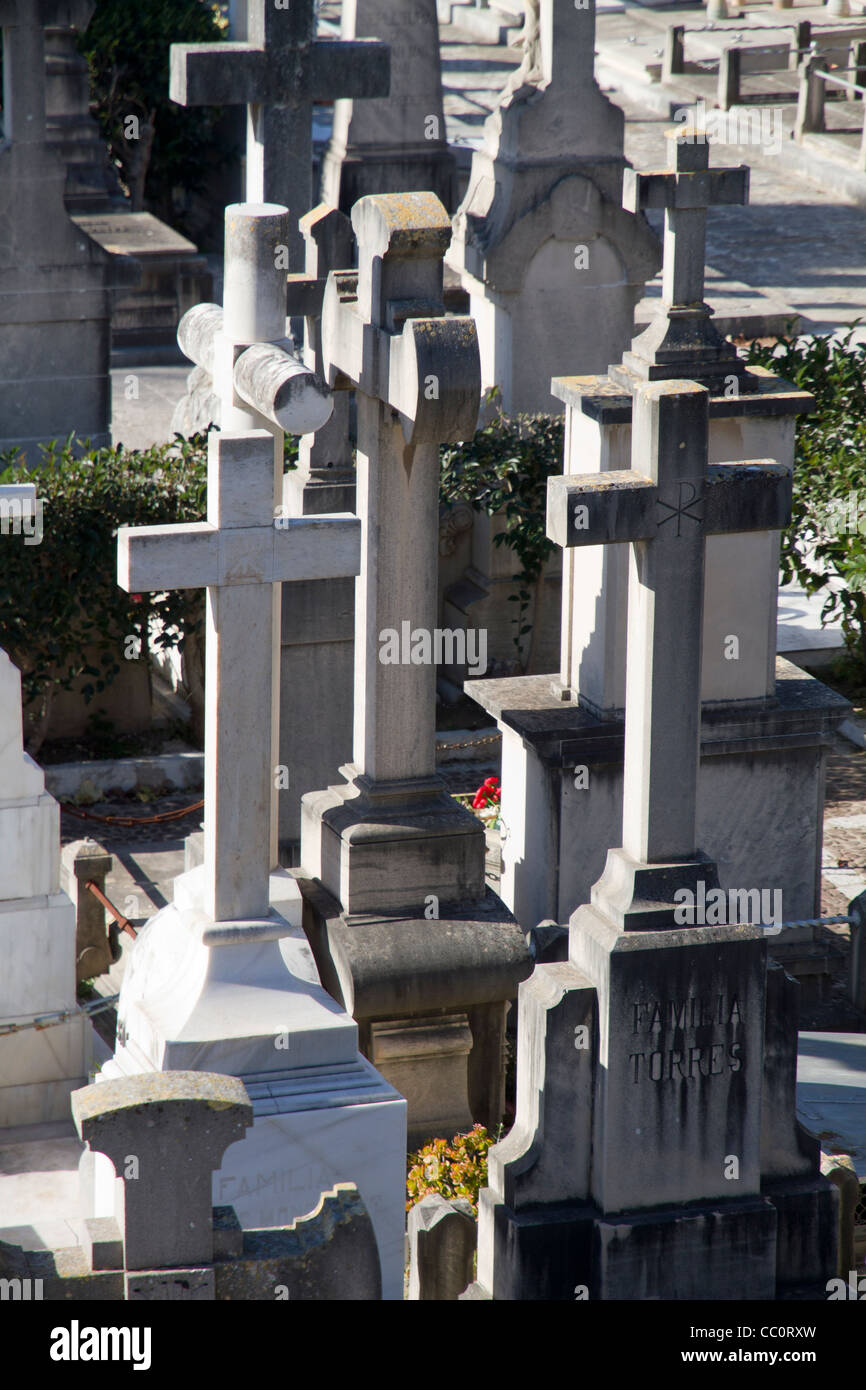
[302,191,484,915]
[117,427,359,925]
[613,130,750,390]
[547,380,791,894]
[321,192,479,791]
[170,0,390,270]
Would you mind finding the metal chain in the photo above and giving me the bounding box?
[0,994,119,1038]
[776,914,854,929]
[435,733,500,752]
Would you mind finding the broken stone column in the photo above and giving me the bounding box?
[61,839,114,982]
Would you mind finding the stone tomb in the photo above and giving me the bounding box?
[468,130,849,937]
[0,0,131,456]
[469,381,837,1301]
[96,267,406,1295]
[0,589,89,1129]
[299,191,531,1143]
[170,0,390,272]
[321,0,457,215]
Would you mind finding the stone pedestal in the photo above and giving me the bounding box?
[469,660,850,933]
[472,880,837,1299]
[0,648,90,1130]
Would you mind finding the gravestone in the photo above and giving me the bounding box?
[442,0,659,687]
[408,1194,476,1300]
[299,190,531,1143]
[170,0,390,272]
[0,610,89,1129]
[470,380,837,1300]
[468,129,847,941]
[321,0,456,215]
[96,207,407,1298]
[0,0,128,457]
[0,1073,382,1299]
[447,0,660,414]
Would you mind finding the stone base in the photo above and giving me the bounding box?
[327,146,457,217]
[765,1174,839,1293]
[301,765,488,915]
[475,1189,779,1300]
[466,660,849,932]
[295,870,531,1141]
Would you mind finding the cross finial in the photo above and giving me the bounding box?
[612,127,751,390]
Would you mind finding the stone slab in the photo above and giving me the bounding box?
[797,1031,866,1179]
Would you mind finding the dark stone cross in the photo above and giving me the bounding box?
[547,379,791,912]
[170,0,390,270]
[611,129,751,392]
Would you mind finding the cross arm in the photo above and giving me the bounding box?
[309,38,390,102]
[118,516,361,594]
[623,165,749,213]
[547,471,657,549]
[704,461,792,535]
[170,42,267,107]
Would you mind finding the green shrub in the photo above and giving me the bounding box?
[746,328,866,663]
[406,1124,497,1216]
[77,0,230,225]
[440,403,563,667]
[0,436,208,754]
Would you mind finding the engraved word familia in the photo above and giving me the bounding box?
[628,994,744,1084]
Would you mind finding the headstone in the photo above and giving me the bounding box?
[321,0,456,216]
[0,625,90,1129]
[408,1194,476,1300]
[470,380,837,1299]
[0,1073,382,1300]
[467,129,847,939]
[299,190,531,1143]
[447,0,660,415]
[169,0,390,271]
[0,0,123,457]
[98,210,407,1297]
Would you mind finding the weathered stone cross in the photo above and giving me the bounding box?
[613,129,750,391]
[547,379,791,916]
[170,0,390,270]
[117,428,359,926]
[303,191,483,915]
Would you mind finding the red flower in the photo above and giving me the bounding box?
[471,775,501,809]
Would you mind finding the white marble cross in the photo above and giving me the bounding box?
[547,380,791,865]
[170,0,389,269]
[616,130,750,386]
[319,192,480,789]
[117,430,360,925]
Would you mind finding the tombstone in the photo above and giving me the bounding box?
[299,190,531,1144]
[0,0,128,457]
[0,1073,382,1300]
[0,616,90,1129]
[447,0,660,415]
[96,205,407,1300]
[469,380,837,1300]
[468,129,849,945]
[169,0,390,272]
[321,0,457,216]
